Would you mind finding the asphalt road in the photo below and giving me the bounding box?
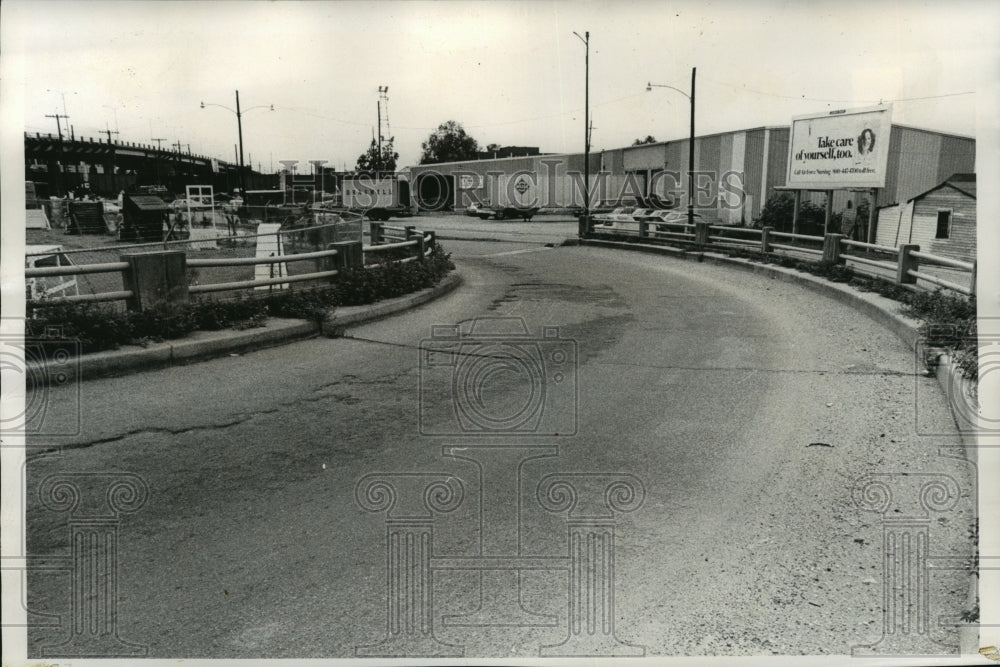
[22,230,976,659]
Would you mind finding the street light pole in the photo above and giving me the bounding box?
[236,90,246,197]
[647,66,696,227]
[573,31,590,226]
[201,93,273,198]
[688,67,696,228]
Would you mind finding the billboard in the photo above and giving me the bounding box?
[786,105,891,190]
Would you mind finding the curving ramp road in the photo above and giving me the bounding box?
[23,238,976,658]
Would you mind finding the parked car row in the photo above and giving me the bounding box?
[593,207,700,231]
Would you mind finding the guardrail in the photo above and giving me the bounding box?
[26,221,438,309]
[585,217,976,297]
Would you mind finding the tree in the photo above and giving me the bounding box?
[632,135,657,146]
[356,136,399,174]
[754,192,831,234]
[420,121,479,164]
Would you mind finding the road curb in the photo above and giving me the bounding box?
[43,271,463,382]
[933,354,981,656]
[321,271,463,335]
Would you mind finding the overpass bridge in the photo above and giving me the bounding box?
[24,132,274,197]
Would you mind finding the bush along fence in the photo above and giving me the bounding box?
[25,222,453,354]
[580,217,977,297]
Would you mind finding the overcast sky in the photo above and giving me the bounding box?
[4,0,998,172]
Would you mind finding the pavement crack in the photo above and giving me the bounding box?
[27,416,257,458]
[337,335,423,351]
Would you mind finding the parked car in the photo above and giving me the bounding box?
[644,209,700,231]
[594,206,639,229]
[476,205,539,221]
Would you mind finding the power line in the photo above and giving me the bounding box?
[703,76,975,105]
[887,91,975,103]
[278,91,645,133]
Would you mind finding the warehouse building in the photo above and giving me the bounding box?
[406,123,974,225]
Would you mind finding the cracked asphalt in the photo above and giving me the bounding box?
[22,225,976,659]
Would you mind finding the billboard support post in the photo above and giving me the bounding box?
[823,190,833,236]
[791,190,801,236]
[866,188,878,245]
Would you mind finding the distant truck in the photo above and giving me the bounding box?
[341,174,412,221]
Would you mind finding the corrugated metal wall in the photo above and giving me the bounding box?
[936,135,976,183]
[743,129,765,219]
[894,127,943,204]
[623,144,666,171]
[766,128,789,205]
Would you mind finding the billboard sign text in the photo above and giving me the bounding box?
[786,105,892,190]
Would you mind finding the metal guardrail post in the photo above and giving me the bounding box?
[822,234,845,264]
[404,225,416,240]
[425,230,436,250]
[578,214,592,237]
[409,231,426,261]
[694,221,710,246]
[328,241,363,273]
[638,220,648,239]
[121,250,188,312]
[761,226,773,253]
[896,244,919,285]
[370,221,384,245]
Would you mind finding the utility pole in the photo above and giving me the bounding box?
[151,137,166,186]
[236,90,246,197]
[105,122,120,193]
[377,85,389,177]
[46,112,70,195]
[173,140,184,187]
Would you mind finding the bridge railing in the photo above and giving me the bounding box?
[25,221,438,310]
[587,218,976,297]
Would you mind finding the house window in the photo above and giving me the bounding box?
[935,210,951,239]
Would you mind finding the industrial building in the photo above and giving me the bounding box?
[406,123,975,226]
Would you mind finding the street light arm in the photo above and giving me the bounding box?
[242,104,274,114]
[200,101,237,114]
[646,82,690,100]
